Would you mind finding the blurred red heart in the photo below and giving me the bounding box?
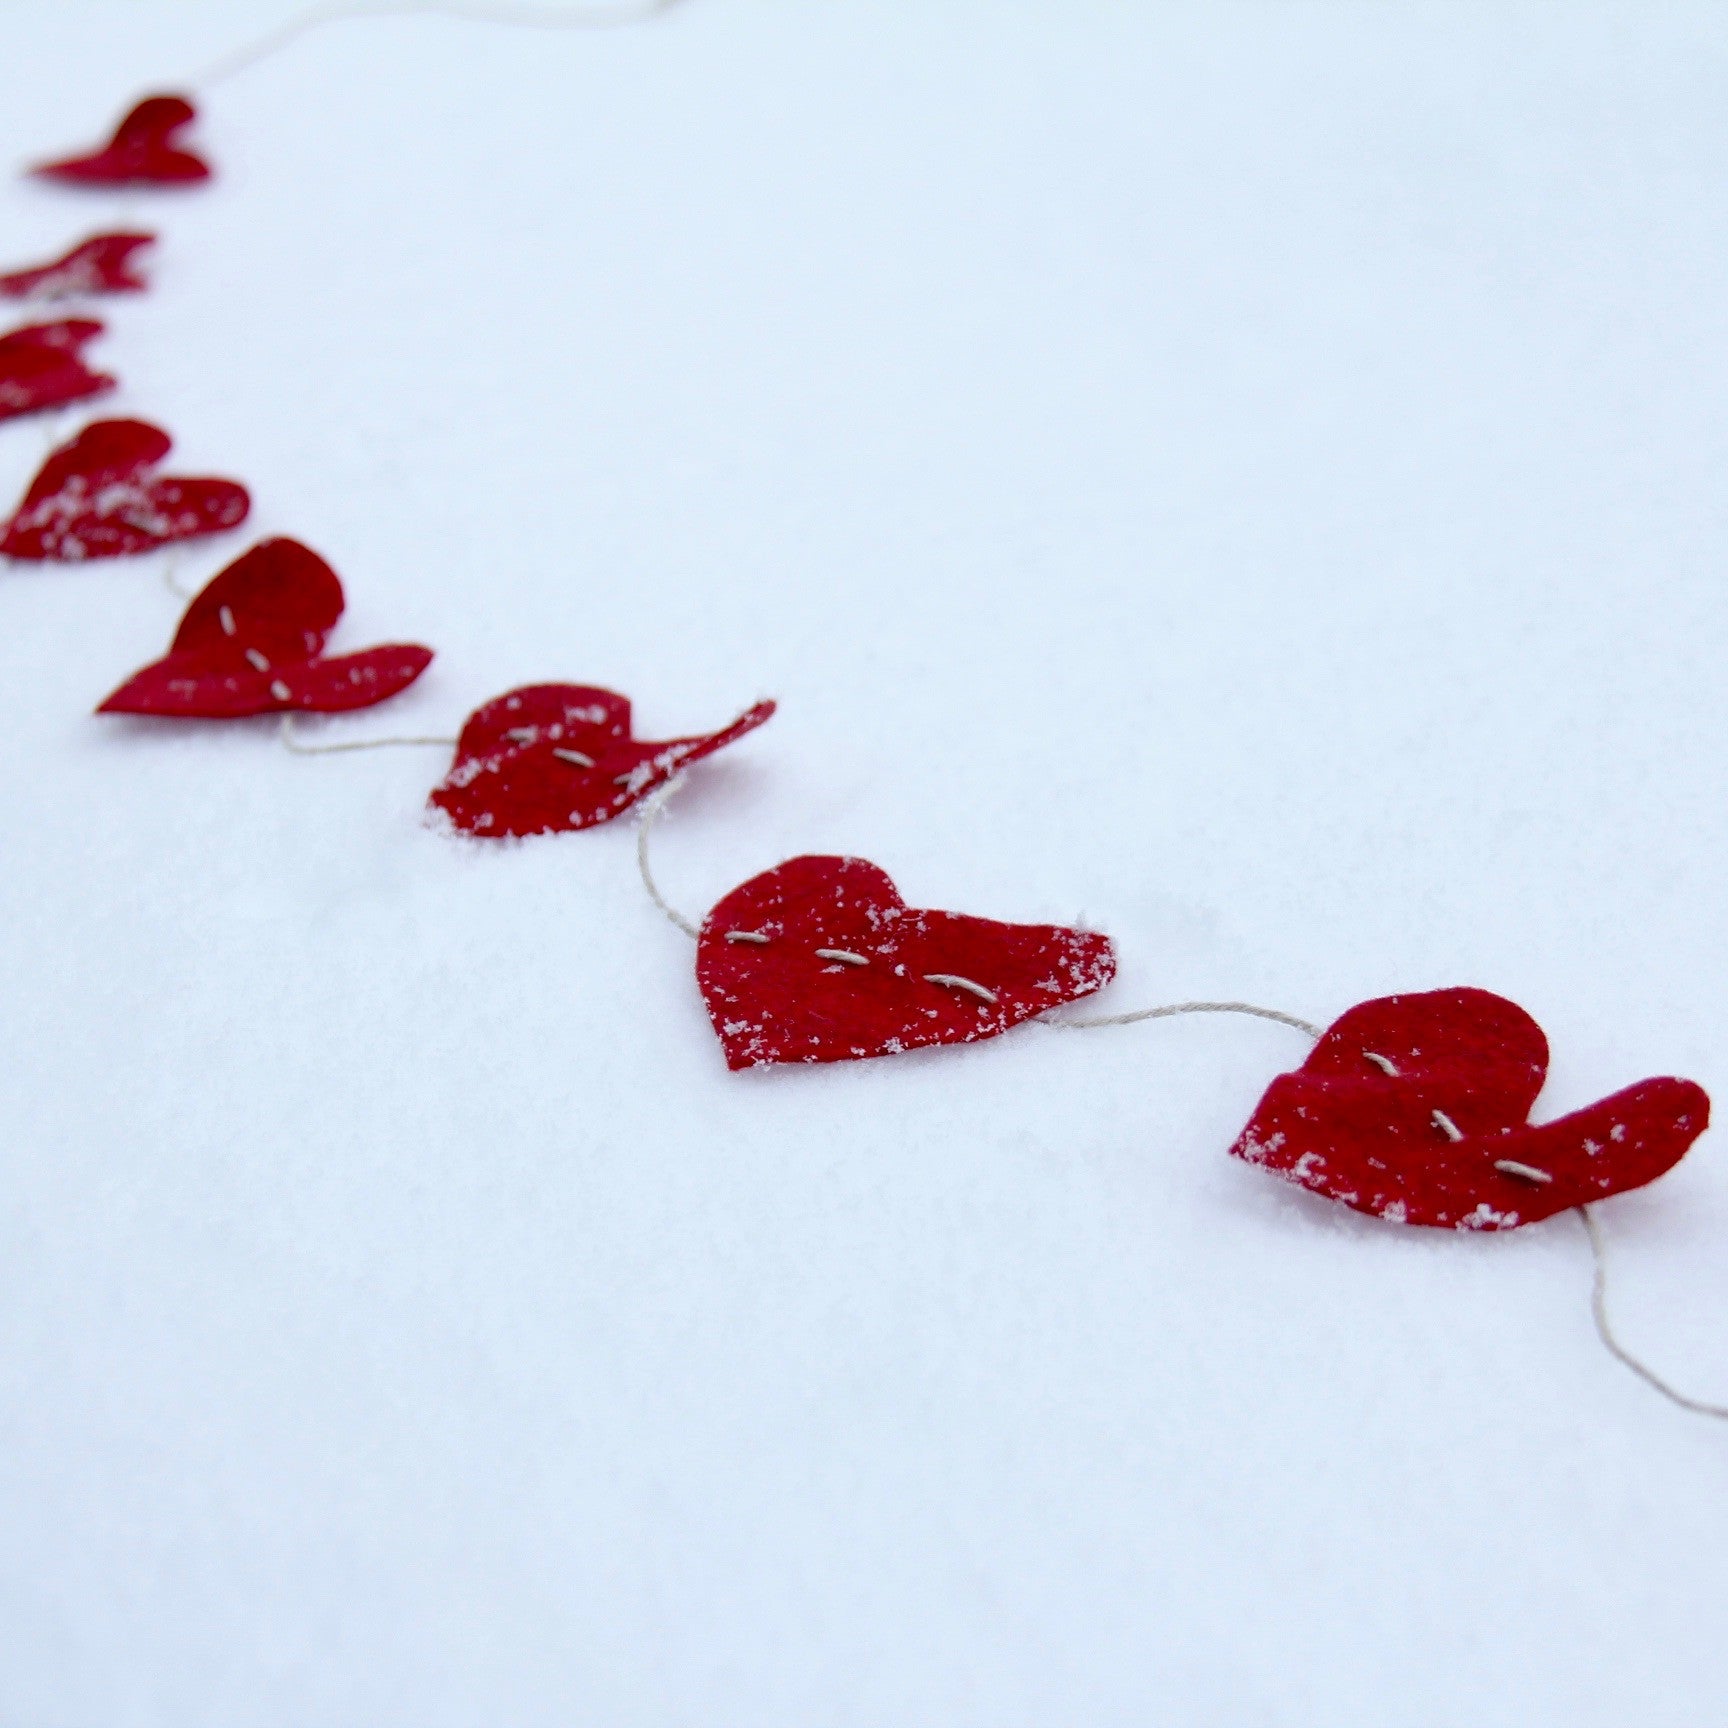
[1229,986,1709,1229]
[429,684,775,837]
[32,96,209,187]
[98,536,433,718]
[697,854,1116,1070]
[0,320,113,421]
[2,418,248,561]
[0,233,154,300]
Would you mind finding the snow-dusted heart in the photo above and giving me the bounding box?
[1230,987,1709,1229]
[2,418,248,562]
[697,854,1116,1070]
[429,684,774,837]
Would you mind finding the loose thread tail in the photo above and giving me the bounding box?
[1578,1205,1728,1421]
[192,0,690,89]
[1043,999,1323,1040]
[280,712,455,754]
[636,774,699,939]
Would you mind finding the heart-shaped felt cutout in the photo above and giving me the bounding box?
[0,233,154,301]
[32,96,209,187]
[0,320,113,422]
[697,854,1117,1070]
[428,684,776,837]
[98,536,433,719]
[1229,986,1710,1229]
[2,418,248,561]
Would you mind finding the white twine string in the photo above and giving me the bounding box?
[279,711,455,753]
[1042,1000,1322,1039]
[1577,1204,1728,1421]
[636,773,699,938]
[161,552,193,598]
[191,0,690,89]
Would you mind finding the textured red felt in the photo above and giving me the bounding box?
[0,233,154,300]
[98,537,433,719]
[32,97,209,187]
[0,320,113,421]
[697,855,1117,1070]
[429,684,776,837]
[2,419,248,561]
[1229,987,1710,1229]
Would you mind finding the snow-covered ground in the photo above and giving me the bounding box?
[4,3,1728,1721]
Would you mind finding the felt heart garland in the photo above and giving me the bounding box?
[428,684,776,836]
[0,320,114,421]
[32,96,210,188]
[98,536,433,718]
[1229,987,1710,1229]
[696,854,1117,1069]
[2,419,249,562]
[8,58,1719,1431]
[0,233,155,301]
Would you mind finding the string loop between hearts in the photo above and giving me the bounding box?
[637,774,699,938]
[161,553,193,599]
[280,712,455,754]
[1043,1000,1322,1039]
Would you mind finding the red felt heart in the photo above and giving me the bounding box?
[697,855,1116,1070]
[428,684,776,837]
[32,96,210,187]
[0,233,154,301]
[2,419,248,562]
[0,320,113,422]
[1229,987,1710,1229]
[98,537,433,718]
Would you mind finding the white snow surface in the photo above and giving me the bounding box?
[4,3,1728,1721]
